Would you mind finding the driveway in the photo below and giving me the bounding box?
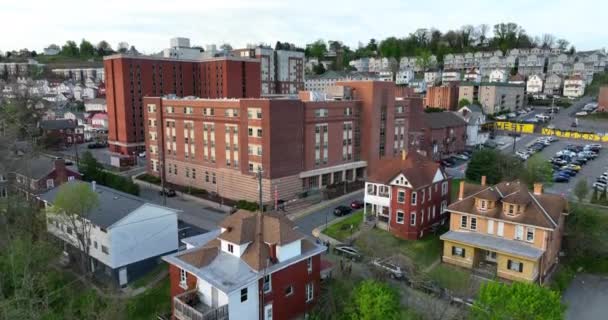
[563,274,608,320]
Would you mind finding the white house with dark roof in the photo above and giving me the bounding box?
[40,181,180,287]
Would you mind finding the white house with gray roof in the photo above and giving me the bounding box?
[40,181,180,287]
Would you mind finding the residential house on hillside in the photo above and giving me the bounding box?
[364,152,451,240]
[84,98,107,112]
[39,119,84,145]
[395,69,415,85]
[424,70,442,86]
[421,112,467,159]
[508,74,526,85]
[440,179,568,283]
[41,181,180,287]
[544,74,563,96]
[563,75,586,98]
[163,210,327,320]
[11,157,80,199]
[526,74,544,94]
[441,70,461,83]
[456,105,489,147]
[488,69,507,83]
[463,68,482,83]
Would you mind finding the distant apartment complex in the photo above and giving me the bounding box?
[441,179,568,283]
[458,82,525,114]
[233,46,305,95]
[143,81,424,202]
[304,71,378,92]
[103,54,261,154]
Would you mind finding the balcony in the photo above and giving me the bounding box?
[174,290,229,320]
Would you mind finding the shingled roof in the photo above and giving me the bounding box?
[423,112,467,129]
[367,151,444,188]
[448,180,567,229]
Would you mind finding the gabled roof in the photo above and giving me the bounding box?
[423,112,467,129]
[448,180,567,229]
[39,119,76,130]
[13,155,61,179]
[367,152,443,188]
[39,181,179,228]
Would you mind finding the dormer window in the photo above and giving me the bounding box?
[227,244,234,253]
[479,200,488,211]
[508,204,515,215]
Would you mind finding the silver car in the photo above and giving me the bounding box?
[371,258,405,279]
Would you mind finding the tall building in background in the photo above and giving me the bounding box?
[233,46,305,95]
[143,81,424,202]
[104,54,261,154]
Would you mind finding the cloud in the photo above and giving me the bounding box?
[0,0,606,53]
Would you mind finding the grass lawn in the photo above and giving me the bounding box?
[129,263,167,289]
[126,277,171,320]
[427,264,478,296]
[355,228,442,270]
[322,210,363,242]
[451,178,462,202]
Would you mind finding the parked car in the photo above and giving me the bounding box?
[593,182,607,191]
[495,115,507,120]
[138,151,146,158]
[507,112,517,118]
[333,245,362,261]
[87,142,107,149]
[516,151,530,160]
[575,111,588,116]
[559,169,577,177]
[563,164,582,171]
[370,258,405,279]
[454,154,469,160]
[333,205,353,216]
[350,200,364,209]
[553,175,569,183]
[159,188,177,197]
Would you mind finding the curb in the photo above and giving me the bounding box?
[131,175,231,213]
[287,190,363,221]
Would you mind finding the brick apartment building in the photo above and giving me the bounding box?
[599,85,608,112]
[425,83,460,110]
[364,151,451,240]
[164,209,327,320]
[143,81,424,202]
[420,112,468,160]
[103,54,261,154]
[233,46,305,95]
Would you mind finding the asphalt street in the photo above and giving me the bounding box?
[564,274,608,320]
[293,192,363,237]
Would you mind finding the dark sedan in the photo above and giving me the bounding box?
[333,205,353,216]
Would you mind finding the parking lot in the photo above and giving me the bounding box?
[514,138,607,197]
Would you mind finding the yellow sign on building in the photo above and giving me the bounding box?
[495,121,535,133]
[541,128,608,142]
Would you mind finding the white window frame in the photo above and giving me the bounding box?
[515,225,524,240]
[307,257,313,273]
[306,283,314,302]
[460,215,468,228]
[410,212,416,226]
[487,220,494,234]
[526,227,535,242]
[411,192,417,205]
[497,222,505,237]
[441,181,448,195]
[396,211,405,224]
[263,274,272,293]
[180,268,188,289]
[397,190,406,203]
[421,189,425,204]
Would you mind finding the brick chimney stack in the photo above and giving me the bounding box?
[533,183,543,195]
[458,180,465,201]
[481,175,487,186]
[54,159,67,184]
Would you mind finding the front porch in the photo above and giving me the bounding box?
[364,203,391,231]
[173,289,229,320]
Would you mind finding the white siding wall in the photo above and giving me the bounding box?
[276,240,301,262]
[196,277,230,307]
[109,204,178,268]
[228,282,259,320]
[221,240,250,257]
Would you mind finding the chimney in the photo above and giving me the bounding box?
[54,159,67,183]
[533,183,543,195]
[92,180,96,191]
[458,180,465,201]
[481,175,487,186]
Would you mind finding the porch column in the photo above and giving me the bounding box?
[352,168,357,182]
[318,174,322,189]
[330,171,335,184]
[342,170,346,182]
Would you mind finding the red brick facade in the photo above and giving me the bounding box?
[104,55,261,154]
[143,81,425,202]
[387,180,451,239]
[258,255,321,320]
[599,85,608,112]
[168,264,197,315]
[425,84,460,110]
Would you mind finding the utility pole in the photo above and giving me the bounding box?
[257,167,263,213]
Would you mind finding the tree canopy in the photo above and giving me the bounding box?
[519,155,553,188]
[466,149,522,185]
[347,280,401,320]
[471,282,565,320]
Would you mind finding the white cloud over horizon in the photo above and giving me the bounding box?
[1,0,607,54]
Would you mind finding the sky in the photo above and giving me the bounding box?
[1,0,607,54]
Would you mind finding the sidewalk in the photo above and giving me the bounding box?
[286,190,363,221]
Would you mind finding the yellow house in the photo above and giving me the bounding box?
[440,178,568,283]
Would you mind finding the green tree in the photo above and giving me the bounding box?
[79,151,103,179]
[519,155,553,188]
[50,182,99,275]
[96,40,113,56]
[573,179,589,203]
[61,40,79,57]
[313,62,326,75]
[471,282,565,320]
[466,149,502,184]
[348,280,400,320]
[79,39,95,57]
[458,99,471,108]
[307,39,328,59]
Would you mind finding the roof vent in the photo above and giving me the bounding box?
[113,196,119,200]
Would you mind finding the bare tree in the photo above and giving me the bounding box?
[556,39,570,51]
[541,34,556,49]
[49,182,99,276]
[478,24,490,46]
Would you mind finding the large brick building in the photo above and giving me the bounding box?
[420,112,468,160]
[164,209,327,320]
[103,54,261,154]
[364,151,451,240]
[599,85,608,112]
[143,81,424,202]
[425,83,460,110]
